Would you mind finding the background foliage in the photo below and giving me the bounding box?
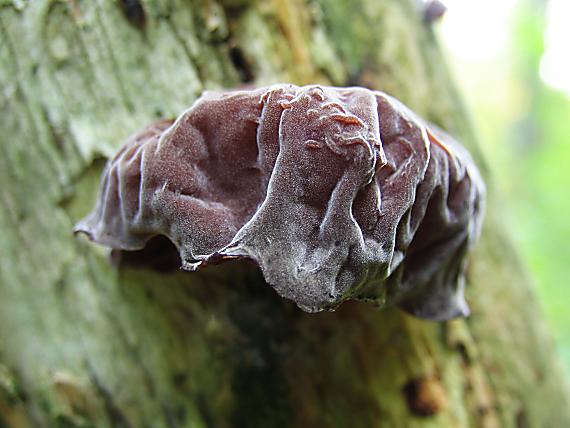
[440,0,570,368]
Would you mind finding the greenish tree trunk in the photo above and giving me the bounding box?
[0,1,568,427]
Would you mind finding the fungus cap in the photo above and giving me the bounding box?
[75,84,485,320]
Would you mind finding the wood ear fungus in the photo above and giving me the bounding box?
[75,84,485,320]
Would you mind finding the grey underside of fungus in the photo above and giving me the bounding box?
[75,84,485,320]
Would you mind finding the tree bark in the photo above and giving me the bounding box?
[0,1,568,427]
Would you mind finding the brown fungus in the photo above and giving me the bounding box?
[75,84,485,320]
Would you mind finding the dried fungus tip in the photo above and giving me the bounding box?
[423,0,447,23]
[75,84,485,320]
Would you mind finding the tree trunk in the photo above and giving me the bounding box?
[0,1,568,427]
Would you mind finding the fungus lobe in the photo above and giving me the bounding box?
[75,84,485,320]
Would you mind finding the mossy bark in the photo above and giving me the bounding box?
[0,0,568,427]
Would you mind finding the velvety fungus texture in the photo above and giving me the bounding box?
[75,84,485,320]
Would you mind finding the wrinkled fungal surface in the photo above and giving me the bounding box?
[75,84,485,320]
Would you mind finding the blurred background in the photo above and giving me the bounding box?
[437,0,570,369]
